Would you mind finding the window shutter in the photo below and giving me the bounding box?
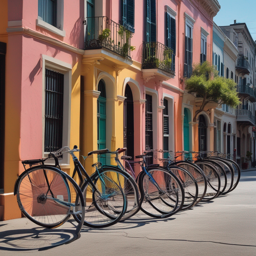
[218,55,220,72]
[165,13,171,47]
[150,0,156,42]
[163,117,169,134]
[204,41,207,62]
[127,0,134,31]
[170,17,176,54]
[221,63,224,77]
[122,0,127,26]
[212,52,214,65]
[146,0,151,42]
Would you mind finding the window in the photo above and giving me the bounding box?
[231,71,233,80]
[145,0,156,42]
[200,35,207,64]
[218,55,220,73]
[44,69,64,152]
[37,0,65,37]
[163,99,169,158]
[165,8,176,71]
[226,67,229,79]
[221,63,224,77]
[214,120,221,152]
[184,24,193,77]
[121,0,135,32]
[38,0,57,26]
[42,55,71,164]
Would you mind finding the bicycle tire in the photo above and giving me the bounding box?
[195,161,221,201]
[166,165,198,210]
[201,160,227,195]
[139,167,184,218]
[15,166,85,230]
[76,168,127,228]
[102,166,141,221]
[173,161,207,204]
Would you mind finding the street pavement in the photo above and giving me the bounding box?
[0,171,255,256]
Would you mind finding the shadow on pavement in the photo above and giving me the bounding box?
[0,224,80,252]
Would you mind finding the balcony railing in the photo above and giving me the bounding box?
[236,55,250,75]
[236,109,255,125]
[142,41,175,75]
[85,16,133,58]
[237,83,256,102]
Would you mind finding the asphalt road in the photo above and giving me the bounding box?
[0,171,255,256]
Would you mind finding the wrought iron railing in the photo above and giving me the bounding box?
[236,55,250,73]
[142,41,175,74]
[85,16,133,58]
[237,83,256,101]
[236,109,256,125]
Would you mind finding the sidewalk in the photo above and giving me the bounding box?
[0,171,256,256]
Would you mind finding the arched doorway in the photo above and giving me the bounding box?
[183,108,190,152]
[123,84,134,159]
[97,79,106,163]
[198,115,207,153]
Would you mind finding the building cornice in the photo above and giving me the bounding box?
[6,26,84,55]
[224,37,238,61]
[213,22,226,41]
[189,0,220,19]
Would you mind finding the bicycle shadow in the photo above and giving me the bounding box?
[79,212,176,234]
[0,223,80,252]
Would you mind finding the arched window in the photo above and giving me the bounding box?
[228,123,231,134]
[223,122,226,132]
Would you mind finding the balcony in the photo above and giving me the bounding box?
[142,41,175,82]
[236,55,250,75]
[84,16,133,66]
[236,109,255,126]
[237,83,256,102]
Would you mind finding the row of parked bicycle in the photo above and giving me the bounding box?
[14,146,240,237]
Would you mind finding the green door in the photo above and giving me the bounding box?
[184,108,190,157]
[97,80,106,165]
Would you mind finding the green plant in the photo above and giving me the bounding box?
[246,151,252,162]
[129,46,136,51]
[145,56,159,68]
[185,62,240,122]
[98,28,111,42]
[118,25,125,39]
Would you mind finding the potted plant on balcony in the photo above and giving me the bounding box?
[98,28,111,44]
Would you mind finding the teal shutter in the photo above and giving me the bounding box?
[87,0,95,40]
[171,17,176,54]
[97,80,106,165]
[122,0,134,32]
[146,0,156,42]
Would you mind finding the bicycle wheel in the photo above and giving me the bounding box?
[195,161,221,201]
[206,157,234,194]
[78,168,127,228]
[139,167,184,218]
[174,161,207,205]
[16,166,85,230]
[168,165,198,210]
[203,160,227,195]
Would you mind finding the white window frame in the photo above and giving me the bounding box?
[37,0,66,37]
[41,55,71,166]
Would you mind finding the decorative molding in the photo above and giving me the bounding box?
[6,27,84,55]
[201,27,209,37]
[142,69,174,84]
[117,95,127,102]
[82,57,104,65]
[184,12,195,27]
[36,17,66,37]
[84,90,101,98]
[158,105,165,112]
[8,20,22,27]
[162,81,184,93]
[165,5,177,18]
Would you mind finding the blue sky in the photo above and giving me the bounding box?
[214,0,256,40]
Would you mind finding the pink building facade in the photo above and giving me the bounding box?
[0,0,220,220]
